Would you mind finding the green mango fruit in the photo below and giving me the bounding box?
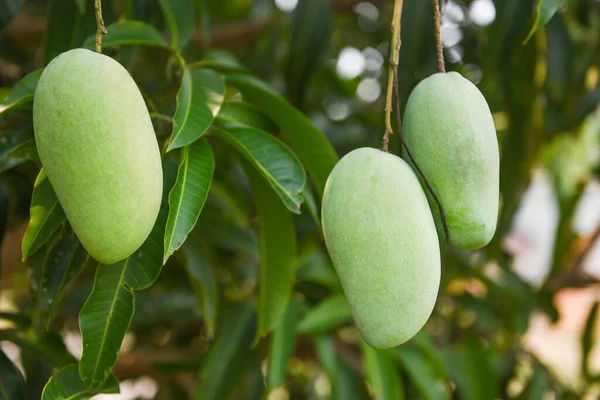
[321,148,440,349]
[402,72,499,250]
[33,49,163,264]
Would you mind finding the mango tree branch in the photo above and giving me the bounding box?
[94,0,107,53]
[382,0,403,152]
[433,0,445,73]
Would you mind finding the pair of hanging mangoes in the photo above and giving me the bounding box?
[321,72,500,349]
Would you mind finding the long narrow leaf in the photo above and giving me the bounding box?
[213,122,306,214]
[242,163,296,342]
[225,73,338,196]
[164,138,214,262]
[157,0,194,48]
[361,342,404,400]
[0,69,42,115]
[0,349,26,400]
[79,264,134,390]
[267,298,298,389]
[42,364,119,400]
[296,295,350,335]
[391,346,446,400]
[22,169,66,261]
[168,68,224,151]
[523,0,561,44]
[582,301,599,379]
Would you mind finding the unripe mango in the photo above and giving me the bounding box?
[402,72,499,250]
[33,49,163,264]
[322,148,440,349]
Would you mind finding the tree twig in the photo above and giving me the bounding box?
[382,0,403,152]
[94,0,107,53]
[433,0,445,73]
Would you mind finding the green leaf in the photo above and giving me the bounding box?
[0,130,34,173]
[73,0,86,14]
[218,101,277,133]
[213,121,306,214]
[168,68,225,151]
[164,138,214,262]
[42,364,119,400]
[408,333,449,380]
[197,303,255,400]
[79,265,134,390]
[182,233,219,337]
[0,329,75,368]
[296,243,341,291]
[361,342,404,400]
[242,163,296,342]
[296,295,350,335]
[582,301,599,379]
[157,0,195,48]
[132,290,200,328]
[36,225,87,329]
[285,0,331,106]
[226,73,338,196]
[22,169,66,261]
[0,349,26,400]
[0,69,42,116]
[519,362,550,400]
[44,0,81,64]
[267,298,297,389]
[0,0,25,34]
[523,0,561,44]
[83,21,170,49]
[123,159,178,290]
[391,346,446,400]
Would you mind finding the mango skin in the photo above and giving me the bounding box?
[33,49,163,264]
[321,148,441,349]
[402,72,499,250]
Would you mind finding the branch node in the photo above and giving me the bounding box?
[94,0,107,53]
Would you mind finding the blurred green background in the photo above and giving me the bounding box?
[0,0,599,399]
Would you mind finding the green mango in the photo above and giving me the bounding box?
[33,49,162,264]
[402,72,499,250]
[322,148,440,349]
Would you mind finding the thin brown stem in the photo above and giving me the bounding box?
[392,67,450,242]
[433,0,445,73]
[94,0,107,53]
[382,0,403,152]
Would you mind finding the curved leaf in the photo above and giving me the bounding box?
[524,0,561,44]
[213,122,306,214]
[391,346,446,400]
[582,301,599,379]
[36,225,87,329]
[296,295,350,335]
[22,169,66,261]
[267,298,297,389]
[168,68,224,151]
[157,0,194,48]
[0,69,42,116]
[83,21,169,49]
[225,73,338,196]
[361,342,404,400]
[42,364,119,400]
[79,264,134,390]
[182,233,218,337]
[218,101,277,133]
[242,163,296,342]
[123,159,178,290]
[164,138,214,262]
[0,130,35,173]
[0,349,26,400]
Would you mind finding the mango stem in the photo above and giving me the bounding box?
[94,0,107,53]
[433,0,445,73]
[382,0,403,152]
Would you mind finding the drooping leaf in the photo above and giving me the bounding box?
[391,346,446,400]
[213,121,306,214]
[123,159,177,290]
[83,21,170,49]
[182,232,219,337]
[168,68,224,151]
[296,295,350,335]
[0,0,25,34]
[157,0,195,48]
[0,349,26,400]
[285,0,331,107]
[36,225,87,329]
[0,130,34,173]
[0,69,42,116]
[242,163,296,342]
[42,364,119,400]
[44,0,81,64]
[523,0,561,44]
[225,73,338,196]
[22,169,66,261]
[197,303,255,400]
[361,342,404,400]
[79,265,135,390]
[217,101,277,133]
[164,138,214,262]
[267,298,298,389]
[582,301,599,379]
